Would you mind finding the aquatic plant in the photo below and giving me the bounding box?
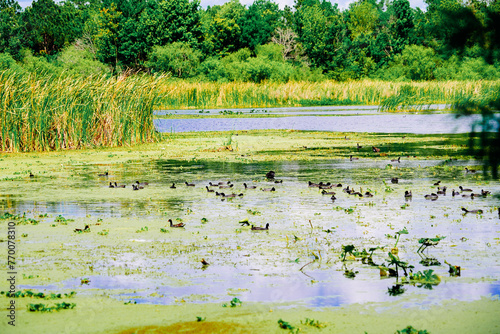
[301,318,327,328]
[386,252,414,278]
[402,269,441,287]
[387,284,406,296]
[417,236,445,253]
[445,260,461,277]
[222,297,242,307]
[196,316,206,322]
[341,244,357,261]
[278,319,298,333]
[394,227,409,249]
[396,325,430,334]
[27,302,76,312]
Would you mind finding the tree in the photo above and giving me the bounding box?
[239,0,281,50]
[146,42,202,77]
[94,3,122,67]
[388,0,415,54]
[0,0,22,58]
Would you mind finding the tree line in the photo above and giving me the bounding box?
[1,0,499,82]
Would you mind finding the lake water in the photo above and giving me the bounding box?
[154,106,495,134]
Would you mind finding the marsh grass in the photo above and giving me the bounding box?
[157,80,500,110]
[0,71,167,152]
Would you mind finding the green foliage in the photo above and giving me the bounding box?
[396,325,430,334]
[222,297,242,307]
[147,42,202,78]
[58,44,110,77]
[28,302,76,312]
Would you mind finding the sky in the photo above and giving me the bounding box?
[17,0,428,10]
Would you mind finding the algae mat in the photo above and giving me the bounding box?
[1,130,499,333]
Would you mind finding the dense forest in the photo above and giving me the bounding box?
[1,0,500,82]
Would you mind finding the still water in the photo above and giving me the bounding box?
[154,106,495,134]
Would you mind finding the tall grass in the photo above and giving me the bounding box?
[0,71,167,152]
[155,80,500,109]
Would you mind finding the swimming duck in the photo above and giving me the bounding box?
[29,172,34,178]
[308,181,320,188]
[350,155,359,161]
[331,195,337,201]
[391,157,401,163]
[357,143,362,150]
[437,186,447,195]
[404,190,412,198]
[451,189,460,196]
[424,193,439,200]
[169,219,185,228]
[98,172,108,177]
[132,184,143,190]
[465,167,477,174]
[319,184,333,189]
[220,193,244,198]
[114,182,125,188]
[433,181,441,186]
[261,187,275,192]
[364,191,374,197]
[274,180,283,184]
[109,182,115,188]
[343,186,351,193]
[136,181,148,186]
[372,146,380,152]
[266,171,275,179]
[74,225,90,232]
[322,190,336,195]
[391,177,399,184]
[185,182,195,187]
[462,193,475,199]
[206,186,214,193]
[243,183,257,189]
[201,259,209,266]
[219,184,233,189]
[461,207,483,214]
[459,186,473,192]
[251,223,269,231]
[481,189,491,196]
[334,183,343,187]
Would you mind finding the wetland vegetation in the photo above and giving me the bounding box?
[1,130,499,333]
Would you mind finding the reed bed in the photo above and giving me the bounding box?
[155,79,500,109]
[0,71,167,152]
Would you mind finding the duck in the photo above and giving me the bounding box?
[364,191,374,197]
[201,259,209,266]
[334,183,343,187]
[459,186,473,192]
[274,180,283,184]
[437,186,447,195]
[433,181,441,186]
[251,223,269,231]
[243,183,257,189]
[461,207,483,214]
[169,219,185,228]
[29,172,34,178]
[219,184,233,189]
[136,181,148,186]
[132,184,143,190]
[185,181,195,187]
[391,177,399,184]
[424,193,439,200]
[350,155,359,161]
[220,193,244,198]
[357,143,362,150]
[451,189,460,196]
[261,187,275,192]
[74,225,90,232]
[98,172,108,177]
[114,182,125,188]
[372,146,380,152]
[321,190,336,195]
[462,193,475,199]
[331,195,337,201]
[319,184,333,189]
[308,181,320,188]
[391,157,401,163]
[266,171,275,179]
[109,182,115,188]
[481,189,491,196]
[404,190,412,198]
[206,186,214,193]
[465,167,477,174]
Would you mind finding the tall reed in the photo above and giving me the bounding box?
[155,79,500,109]
[0,71,167,152]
